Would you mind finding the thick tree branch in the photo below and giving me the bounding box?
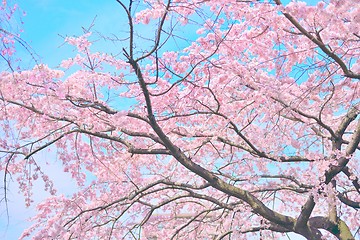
[337,192,360,209]
[125,52,297,231]
[295,196,315,232]
[309,216,355,240]
[121,128,165,145]
[335,106,359,141]
[66,95,118,114]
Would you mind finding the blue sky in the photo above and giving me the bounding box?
[15,0,319,68]
[0,0,320,239]
[16,0,130,68]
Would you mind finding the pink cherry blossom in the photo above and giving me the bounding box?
[0,0,359,239]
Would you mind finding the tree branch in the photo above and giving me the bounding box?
[274,0,360,80]
[126,49,297,231]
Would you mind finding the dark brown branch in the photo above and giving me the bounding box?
[135,0,171,62]
[115,0,134,58]
[129,148,171,155]
[24,130,76,160]
[121,129,165,145]
[325,156,350,184]
[295,196,315,232]
[250,186,308,194]
[76,128,132,148]
[66,96,118,114]
[240,224,291,234]
[337,192,360,209]
[335,106,359,141]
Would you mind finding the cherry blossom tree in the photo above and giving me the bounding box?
[0,0,359,239]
